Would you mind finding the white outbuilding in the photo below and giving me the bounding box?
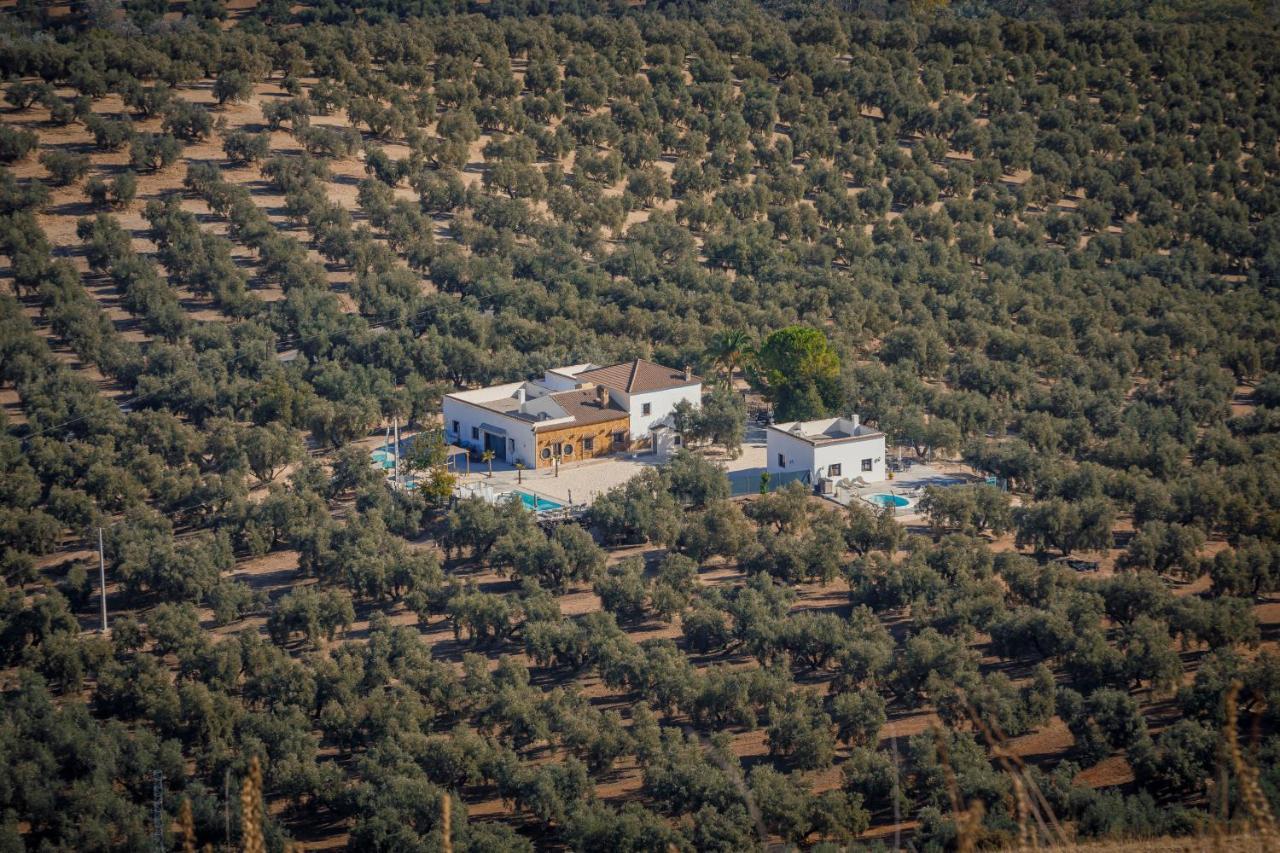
[766,416,887,487]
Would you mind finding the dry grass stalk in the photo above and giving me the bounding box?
[441,792,452,853]
[933,726,985,853]
[241,755,266,853]
[1224,683,1278,845]
[177,797,197,853]
[959,693,1069,849]
[1010,771,1033,852]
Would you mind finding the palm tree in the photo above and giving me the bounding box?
[708,329,753,387]
[482,449,495,478]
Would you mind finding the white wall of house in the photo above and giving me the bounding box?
[541,364,594,391]
[626,383,702,438]
[442,367,700,462]
[767,430,887,483]
[442,397,540,468]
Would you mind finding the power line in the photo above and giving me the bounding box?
[97,526,109,635]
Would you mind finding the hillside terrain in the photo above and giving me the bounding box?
[1,1,1280,851]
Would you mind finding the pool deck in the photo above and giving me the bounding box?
[835,460,980,519]
[512,489,565,512]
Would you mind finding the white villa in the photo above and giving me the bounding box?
[442,359,702,470]
[766,415,887,487]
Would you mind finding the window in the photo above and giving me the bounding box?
[451,420,459,435]
[777,453,785,468]
[641,402,652,416]
[828,463,842,477]
[508,438,515,453]
[862,458,873,472]
[541,447,551,459]
[613,431,627,445]
[471,426,479,440]
[563,443,573,456]
[583,437,594,452]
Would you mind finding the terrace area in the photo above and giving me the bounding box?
[835,458,987,519]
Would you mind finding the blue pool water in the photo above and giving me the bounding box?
[513,491,564,512]
[866,493,910,508]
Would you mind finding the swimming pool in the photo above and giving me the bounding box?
[510,491,565,512]
[865,493,911,509]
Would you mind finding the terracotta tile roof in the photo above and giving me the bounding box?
[576,358,699,394]
[541,388,630,428]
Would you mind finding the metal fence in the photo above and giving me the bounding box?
[726,468,810,497]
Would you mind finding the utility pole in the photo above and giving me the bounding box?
[97,526,109,635]
[392,416,400,491]
[224,768,231,851]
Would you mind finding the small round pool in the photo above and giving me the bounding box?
[865,493,910,509]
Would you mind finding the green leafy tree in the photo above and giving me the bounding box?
[162,100,213,141]
[1058,687,1149,766]
[83,171,136,209]
[767,691,836,770]
[213,70,253,105]
[1121,521,1205,578]
[919,483,1012,537]
[243,423,304,483]
[594,557,650,623]
[39,151,90,186]
[0,126,38,163]
[747,325,843,421]
[706,328,753,386]
[223,130,270,165]
[405,428,457,506]
[130,133,182,172]
[1015,497,1115,556]
[831,690,886,747]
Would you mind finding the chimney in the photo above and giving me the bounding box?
[516,387,526,405]
[851,413,860,429]
[596,385,609,407]
[683,365,693,382]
